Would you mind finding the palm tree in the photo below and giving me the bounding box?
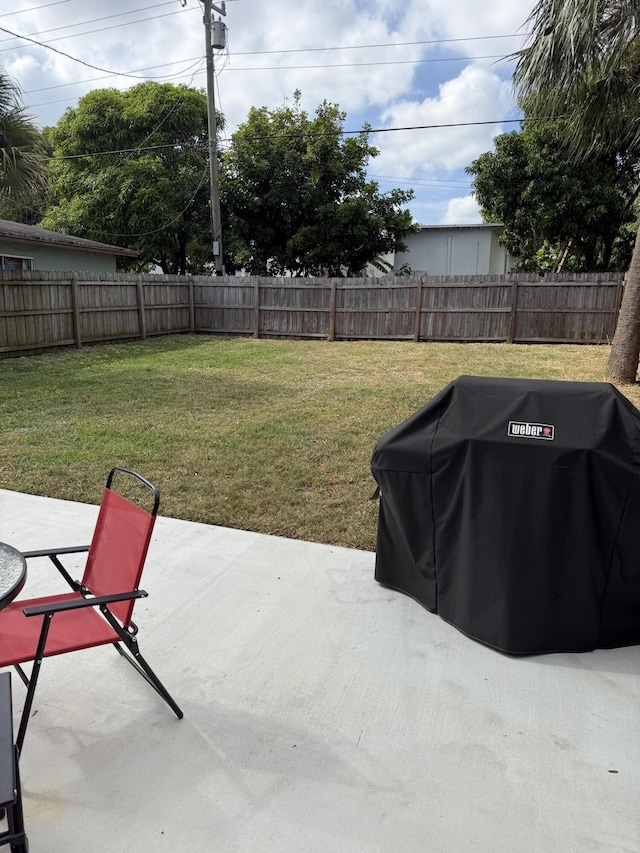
[0,70,46,210]
[514,0,640,384]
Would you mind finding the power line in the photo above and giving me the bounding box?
[24,52,510,103]
[5,23,525,104]
[370,118,523,134]
[82,167,210,240]
[22,51,512,101]
[23,54,513,114]
[121,60,207,165]
[0,7,198,54]
[215,54,509,72]
[0,23,146,78]
[0,1,179,45]
[21,53,514,114]
[42,117,524,163]
[4,19,526,53]
[370,174,473,187]
[229,33,528,57]
[44,142,203,161]
[1,0,76,18]
[3,22,527,65]
[2,20,523,128]
[25,57,210,94]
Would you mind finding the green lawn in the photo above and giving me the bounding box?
[1,335,638,551]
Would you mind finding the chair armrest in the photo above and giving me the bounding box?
[21,546,90,592]
[21,546,90,559]
[23,589,148,617]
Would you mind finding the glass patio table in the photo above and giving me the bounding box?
[0,543,26,612]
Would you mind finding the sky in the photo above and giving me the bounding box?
[0,0,537,225]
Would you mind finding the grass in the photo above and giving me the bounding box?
[1,335,639,551]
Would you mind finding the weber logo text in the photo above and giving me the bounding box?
[508,421,555,440]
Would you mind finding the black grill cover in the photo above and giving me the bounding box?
[371,376,640,654]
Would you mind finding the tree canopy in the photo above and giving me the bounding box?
[219,92,415,276]
[42,82,216,274]
[514,0,640,383]
[468,120,638,272]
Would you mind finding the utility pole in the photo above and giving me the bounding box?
[202,0,226,274]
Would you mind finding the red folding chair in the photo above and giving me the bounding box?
[0,468,183,755]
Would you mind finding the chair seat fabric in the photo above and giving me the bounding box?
[0,592,120,667]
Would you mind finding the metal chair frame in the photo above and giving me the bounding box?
[0,674,27,852]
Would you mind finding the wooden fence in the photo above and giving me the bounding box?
[0,270,625,358]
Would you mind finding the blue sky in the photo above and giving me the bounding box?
[1,0,536,225]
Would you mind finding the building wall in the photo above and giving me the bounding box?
[393,226,513,276]
[0,239,118,273]
[489,229,511,275]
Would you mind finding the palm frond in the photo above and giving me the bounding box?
[0,71,47,199]
[514,0,640,159]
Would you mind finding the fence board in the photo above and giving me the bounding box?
[0,270,624,356]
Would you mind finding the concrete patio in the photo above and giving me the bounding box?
[0,487,638,852]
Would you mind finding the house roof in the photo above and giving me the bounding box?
[415,223,504,231]
[0,219,139,258]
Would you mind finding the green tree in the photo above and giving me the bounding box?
[0,70,47,219]
[514,0,640,383]
[467,120,639,272]
[42,82,218,274]
[220,92,415,276]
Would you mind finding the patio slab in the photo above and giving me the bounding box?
[1,487,639,852]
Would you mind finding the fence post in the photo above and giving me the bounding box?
[507,279,519,343]
[253,278,260,338]
[70,272,82,348]
[188,278,195,333]
[136,275,147,340]
[414,276,424,342]
[328,279,337,341]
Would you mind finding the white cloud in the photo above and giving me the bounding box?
[441,195,481,224]
[371,64,514,179]
[399,0,532,47]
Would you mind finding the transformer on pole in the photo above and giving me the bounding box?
[212,18,226,49]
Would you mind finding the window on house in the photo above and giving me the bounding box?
[0,255,34,270]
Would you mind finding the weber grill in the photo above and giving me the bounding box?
[371,375,640,654]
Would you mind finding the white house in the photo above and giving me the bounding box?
[393,223,514,277]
